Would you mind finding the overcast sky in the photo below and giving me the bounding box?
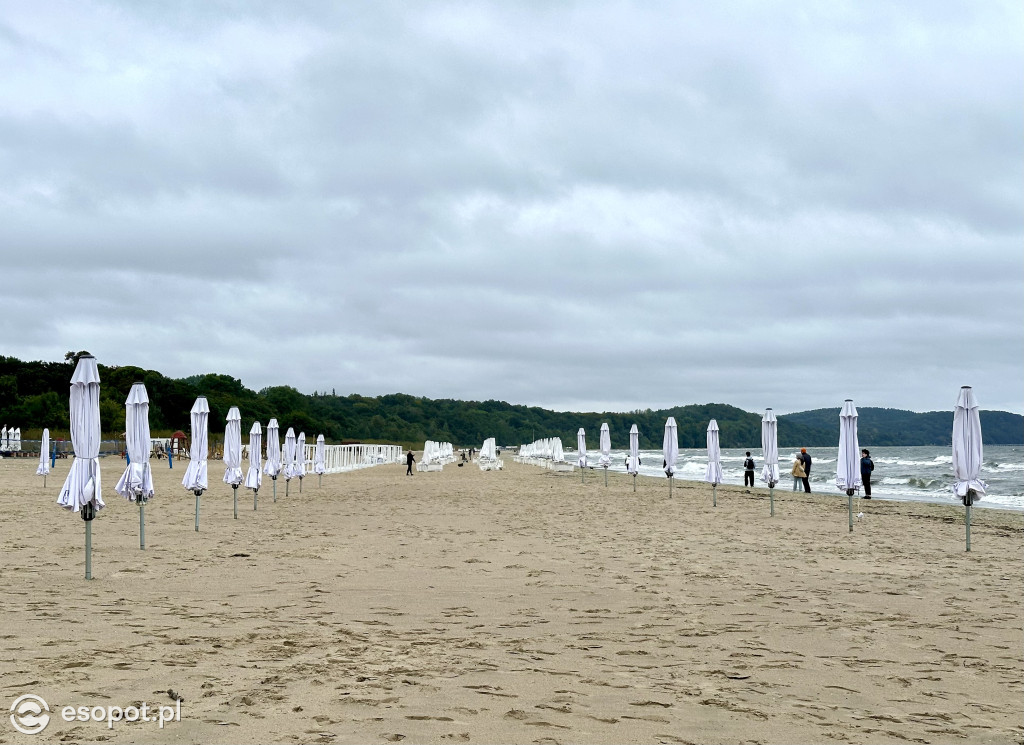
[2,1,1021,415]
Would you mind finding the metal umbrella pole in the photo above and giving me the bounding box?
[965,490,975,552]
[139,502,145,550]
[769,482,775,517]
[273,476,277,502]
[233,484,238,519]
[254,487,258,511]
[712,483,717,507]
[604,467,608,487]
[82,503,95,580]
[194,490,202,531]
[848,489,854,532]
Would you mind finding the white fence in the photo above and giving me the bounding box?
[302,443,403,474]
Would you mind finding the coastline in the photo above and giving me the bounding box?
[2,455,1021,744]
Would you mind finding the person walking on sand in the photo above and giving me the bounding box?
[860,448,874,498]
[799,448,812,493]
[406,450,415,476]
[791,453,806,490]
[743,452,755,487]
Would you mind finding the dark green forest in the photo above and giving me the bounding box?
[1,354,1021,448]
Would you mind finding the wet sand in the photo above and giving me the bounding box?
[1,454,1021,744]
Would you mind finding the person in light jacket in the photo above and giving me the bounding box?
[791,454,806,490]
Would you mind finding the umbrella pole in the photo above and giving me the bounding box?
[44,475,46,489]
[85,521,92,580]
[233,485,238,519]
[139,503,145,550]
[286,480,290,497]
[633,474,636,493]
[319,474,322,489]
[581,467,584,484]
[273,477,277,502]
[669,475,673,498]
[604,467,608,487]
[769,485,774,517]
[300,477,303,493]
[848,493,853,533]
[713,483,717,507]
[254,488,258,511]
[195,494,200,531]
[966,504,971,552]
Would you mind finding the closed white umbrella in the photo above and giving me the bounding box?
[115,382,155,549]
[628,423,640,492]
[13,427,20,451]
[836,400,862,532]
[577,427,587,482]
[37,428,50,484]
[705,419,723,506]
[263,418,281,501]
[295,431,307,492]
[182,396,209,531]
[953,386,986,551]
[761,408,780,516]
[56,355,103,580]
[663,417,678,497]
[314,433,326,487]
[245,421,262,509]
[223,407,243,518]
[599,422,611,486]
[282,427,296,496]
[1,425,6,450]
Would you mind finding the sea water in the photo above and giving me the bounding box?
[571,445,1023,512]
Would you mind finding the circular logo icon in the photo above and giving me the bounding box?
[10,694,50,735]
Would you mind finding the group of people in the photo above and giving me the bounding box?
[741,448,875,497]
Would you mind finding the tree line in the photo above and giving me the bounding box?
[1,354,1020,448]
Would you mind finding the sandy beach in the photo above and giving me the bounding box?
[1,454,1021,744]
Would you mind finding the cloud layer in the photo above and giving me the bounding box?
[2,1,1021,414]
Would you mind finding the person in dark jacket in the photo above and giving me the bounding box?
[406,450,415,476]
[799,448,812,493]
[860,449,874,498]
[743,452,755,487]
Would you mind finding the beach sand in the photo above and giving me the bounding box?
[1,454,1021,744]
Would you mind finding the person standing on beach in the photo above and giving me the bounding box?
[743,452,755,487]
[406,450,415,476]
[860,449,874,498]
[799,448,812,493]
[791,454,806,490]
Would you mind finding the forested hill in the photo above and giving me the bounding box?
[1,355,1021,448]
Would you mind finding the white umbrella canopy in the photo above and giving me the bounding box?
[551,437,564,462]
[599,423,611,468]
[577,428,587,468]
[13,427,20,451]
[1,425,6,450]
[760,408,780,486]
[282,427,297,479]
[115,382,155,503]
[628,424,640,474]
[182,396,209,493]
[263,418,281,478]
[953,386,987,503]
[245,421,263,491]
[663,417,678,476]
[836,400,862,493]
[704,419,723,485]
[223,407,243,486]
[295,432,306,478]
[37,428,50,476]
[57,355,105,514]
[314,434,326,475]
